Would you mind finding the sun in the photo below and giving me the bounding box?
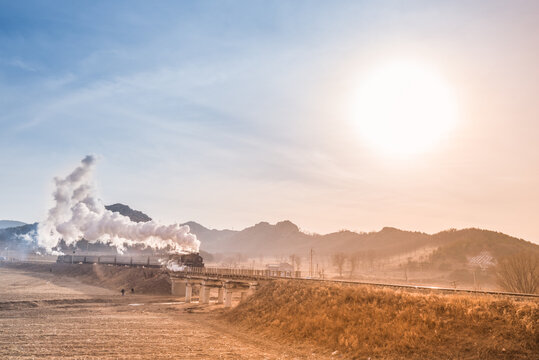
[353,60,458,156]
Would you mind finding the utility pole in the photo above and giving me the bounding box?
[309,248,313,278]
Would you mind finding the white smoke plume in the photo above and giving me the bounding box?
[37,155,200,254]
[165,261,186,272]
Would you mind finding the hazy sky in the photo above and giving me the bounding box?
[1,1,538,243]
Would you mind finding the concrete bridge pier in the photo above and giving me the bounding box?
[238,282,258,302]
[217,287,224,304]
[200,284,211,304]
[224,283,234,308]
[168,272,266,307]
[171,279,187,297]
[185,282,193,303]
[200,280,223,304]
[248,282,258,296]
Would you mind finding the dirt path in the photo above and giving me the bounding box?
[0,267,333,359]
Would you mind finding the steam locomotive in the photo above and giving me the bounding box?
[168,252,204,267]
[56,252,204,268]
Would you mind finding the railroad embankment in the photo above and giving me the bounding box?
[225,280,538,359]
[0,262,171,295]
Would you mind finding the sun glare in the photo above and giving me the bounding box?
[353,60,458,156]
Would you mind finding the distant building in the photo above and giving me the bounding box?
[266,262,294,272]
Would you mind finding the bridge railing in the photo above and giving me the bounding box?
[181,266,301,279]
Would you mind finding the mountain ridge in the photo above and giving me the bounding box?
[185,219,538,263]
[0,220,27,229]
[1,204,537,265]
[104,203,152,222]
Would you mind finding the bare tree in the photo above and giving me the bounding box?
[332,253,346,278]
[356,251,367,270]
[348,254,358,279]
[496,252,539,294]
[366,249,377,271]
[289,254,302,271]
[294,256,302,271]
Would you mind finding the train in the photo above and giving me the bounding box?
[168,252,204,267]
[56,252,204,268]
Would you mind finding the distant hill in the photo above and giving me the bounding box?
[0,222,38,250]
[0,223,37,239]
[207,220,310,255]
[313,227,431,256]
[428,228,539,265]
[186,220,539,267]
[0,220,27,229]
[2,204,538,267]
[105,203,152,222]
[190,222,433,257]
[181,221,236,250]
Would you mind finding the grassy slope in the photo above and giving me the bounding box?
[0,262,171,295]
[226,281,538,359]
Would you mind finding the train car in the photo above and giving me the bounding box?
[84,255,100,263]
[56,255,98,264]
[115,256,132,266]
[132,257,151,266]
[56,252,204,268]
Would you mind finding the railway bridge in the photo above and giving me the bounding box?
[169,266,301,307]
[55,255,539,301]
[169,266,539,304]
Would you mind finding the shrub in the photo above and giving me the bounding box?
[496,252,539,294]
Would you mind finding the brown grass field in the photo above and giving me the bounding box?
[226,281,539,360]
[2,263,538,359]
[0,265,333,359]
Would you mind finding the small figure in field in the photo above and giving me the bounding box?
[121,288,125,296]
[131,288,134,294]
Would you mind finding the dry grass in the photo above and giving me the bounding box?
[225,281,539,359]
[1,262,171,295]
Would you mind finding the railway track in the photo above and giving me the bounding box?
[294,277,539,299]
[176,266,539,299]
[7,258,539,299]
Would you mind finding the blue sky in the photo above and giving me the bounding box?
[1,1,538,243]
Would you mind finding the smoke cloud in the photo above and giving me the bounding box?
[37,155,200,254]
